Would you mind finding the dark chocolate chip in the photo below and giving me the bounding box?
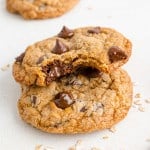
[108,46,127,63]
[36,55,45,64]
[80,106,87,112]
[15,52,25,63]
[31,95,40,106]
[88,27,101,34]
[54,92,74,109]
[58,26,74,38]
[42,60,73,85]
[52,39,69,54]
[78,67,102,78]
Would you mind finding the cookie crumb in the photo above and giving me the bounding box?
[145,99,150,104]
[35,145,54,150]
[134,93,141,98]
[75,139,82,146]
[133,100,141,105]
[1,64,10,71]
[133,82,139,86]
[109,126,116,133]
[74,139,82,149]
[68,140,82,150]
[102,135,109,139]
[132,105,136,108]
[138,106,145,112]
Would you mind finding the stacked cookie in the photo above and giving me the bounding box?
[13,26,133,134]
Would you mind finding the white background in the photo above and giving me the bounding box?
[0,0,150,150]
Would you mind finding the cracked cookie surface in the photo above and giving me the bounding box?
[18,68,133,134]
[6,0,79,19]
[13,26,132,86]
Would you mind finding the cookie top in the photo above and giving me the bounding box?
[13,26,132,86]
[18,68,133,134]
[7,0,79,19]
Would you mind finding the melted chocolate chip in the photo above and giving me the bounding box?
[77,67,102,78]
[36,55,45,64]
[58,26,74,38]
[88,27,101,34]
[42,60,73,85]
[54,92,74,109]
[42,64,61,84]
[15,52,25,63]
[108,46,127,63]
[52,39,69,54]
[51,66,61,77]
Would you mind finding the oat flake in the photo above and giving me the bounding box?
[0,64,10,71]
[134,93,141,98]
[138,106,145,112]
[68,139,82,150]
[109,126,116,133]
[145,99,150,104]
[133,100,142,105]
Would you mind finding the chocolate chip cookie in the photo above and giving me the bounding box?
[6,0,79,19]
[18,68,133,134]
[13,26,132,86]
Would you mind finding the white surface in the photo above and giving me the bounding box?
[0,0,150,150]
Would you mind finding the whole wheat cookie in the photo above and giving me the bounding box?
[6,0,79,19]
[18,68,133,134]
[13,26,132,86]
